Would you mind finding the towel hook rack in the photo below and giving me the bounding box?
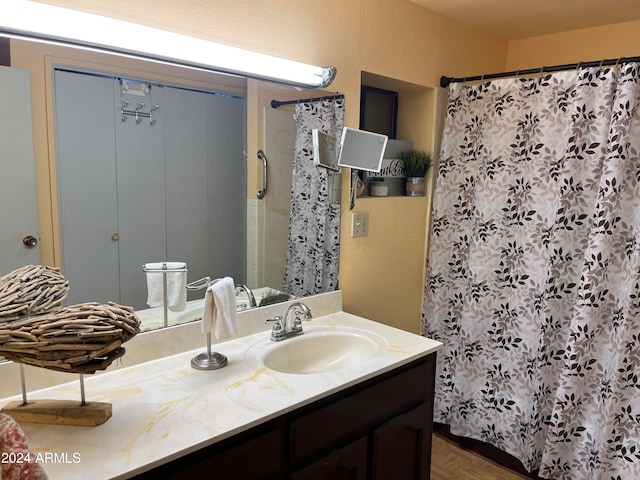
[257,150,268,199]
[120,101,160,126]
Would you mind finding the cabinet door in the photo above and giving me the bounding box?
[290,361,431,463]
[291,437,367,480]
[371,402,432,480]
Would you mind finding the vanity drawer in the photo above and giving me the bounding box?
[165,428,281,480]
[291,437,368,480]
[289,358,433,462]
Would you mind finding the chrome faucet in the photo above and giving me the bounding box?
[265,302,313,342]
[234,284,257,307]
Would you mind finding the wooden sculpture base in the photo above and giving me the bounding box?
[1,400,112,426]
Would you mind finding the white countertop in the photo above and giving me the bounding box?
[0,293,442,479]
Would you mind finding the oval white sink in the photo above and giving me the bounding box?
[245,327,388,375]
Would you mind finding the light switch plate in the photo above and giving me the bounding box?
[351,212,369,238]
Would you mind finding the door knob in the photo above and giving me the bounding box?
[22,235,38,247]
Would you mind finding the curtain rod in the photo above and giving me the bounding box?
[440,56,640,88]
[270,93,343,108]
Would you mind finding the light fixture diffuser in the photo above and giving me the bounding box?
[0,1,337,89]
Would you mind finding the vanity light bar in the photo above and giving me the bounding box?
[1,1,337,89]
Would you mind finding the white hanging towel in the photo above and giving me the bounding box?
[202,277,239,340]
[145,262,187,312]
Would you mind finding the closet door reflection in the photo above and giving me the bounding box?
[203,93,246,286]
[55,69,122,307]
[164,88,247,299]
[56,69,246,311]
[164,86,209,301]
[114,78,167,309]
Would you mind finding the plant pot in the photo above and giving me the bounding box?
[405,176,425,196]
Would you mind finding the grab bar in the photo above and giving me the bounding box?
[257,149,268,199]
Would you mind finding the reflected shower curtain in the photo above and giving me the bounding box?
[283,98,344,297]
[422,65,640,479]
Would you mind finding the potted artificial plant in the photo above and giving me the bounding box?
[400,149,432,196]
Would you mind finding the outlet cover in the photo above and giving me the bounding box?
[351,212,369,238]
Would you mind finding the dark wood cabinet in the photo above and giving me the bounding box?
[372,402,433,480]
[289,358,431,464]
[135,353,436,480]
[291,437,368,480]
[165,429,281,480]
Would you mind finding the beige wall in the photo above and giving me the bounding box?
[507,19,640,70]
[34,0,508,332]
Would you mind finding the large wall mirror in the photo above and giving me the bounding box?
[0,34,341,335]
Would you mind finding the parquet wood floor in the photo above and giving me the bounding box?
[431,433,530,480]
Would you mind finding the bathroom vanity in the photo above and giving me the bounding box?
[0,292,442,479]
[137,354,435,479]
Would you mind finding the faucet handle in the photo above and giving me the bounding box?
[291,316,303,333]
[266,315,285,341]
[265,315,284,333]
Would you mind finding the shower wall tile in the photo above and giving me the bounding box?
[246,198,265,287]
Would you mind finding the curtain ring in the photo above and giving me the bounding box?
[617,57,629,74]
[598,59,610,75]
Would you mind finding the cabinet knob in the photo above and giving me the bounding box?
[111,233,120,241]
[22,235,38,247]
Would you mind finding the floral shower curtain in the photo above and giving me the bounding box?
[422,64,640,479]
[283,98,344,297]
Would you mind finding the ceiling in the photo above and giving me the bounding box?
[410,0,640,40]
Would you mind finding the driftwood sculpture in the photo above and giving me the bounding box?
[0,265,140,374]
[0,302,140,374]
[0,265,69,321]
